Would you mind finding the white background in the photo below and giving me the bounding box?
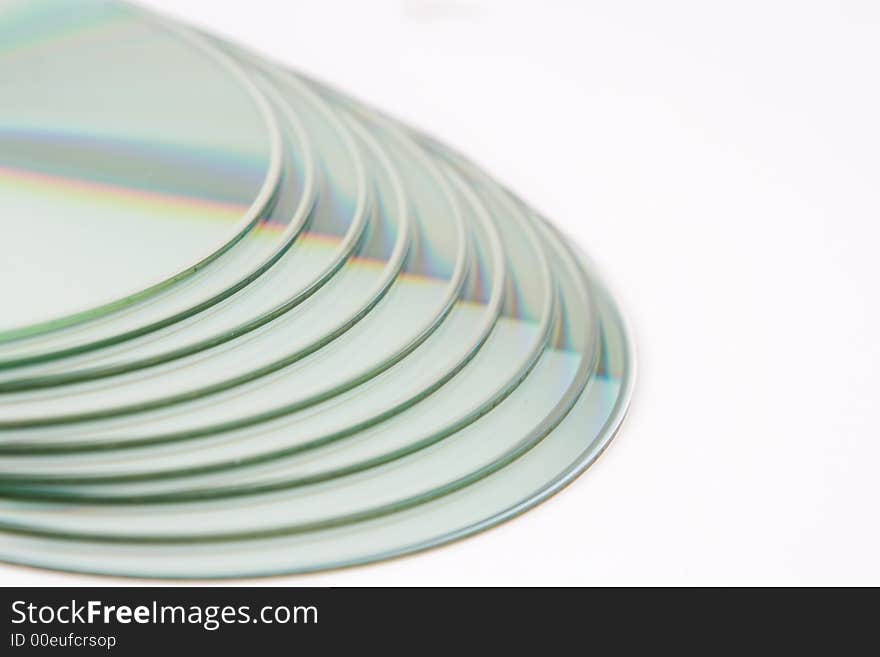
[4,0,879,585]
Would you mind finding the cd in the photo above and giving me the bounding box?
[0,73,361,385]
[0,79,389,423]
[0,0,282,339]
[0,1,634,578]
[0,103,475,448]
[0,73,317,371]
[0,168,555,501]
[0,146,539,488]
[0,225,631,578]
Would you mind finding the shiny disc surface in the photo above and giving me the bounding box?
[0,0,283,339]
[0,1,634,579]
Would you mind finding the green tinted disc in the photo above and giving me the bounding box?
[0,1,634,579]
[0,221,631,578]
[0,71,317,372]
[0,0,283,340]
[0,90,472,444]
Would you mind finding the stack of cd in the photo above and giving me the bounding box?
[0,0,633,578]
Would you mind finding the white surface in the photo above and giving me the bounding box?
[3,0,879,585]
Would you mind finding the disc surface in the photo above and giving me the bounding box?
[0,73,316,370]
[0,98,475,451]
[0,2,634,579]
[0,72,366,389]
[0,231,631,578]
[0,0,282,338]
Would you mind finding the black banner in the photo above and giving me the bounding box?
[0,585,867,653]
[1,586,592,653]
